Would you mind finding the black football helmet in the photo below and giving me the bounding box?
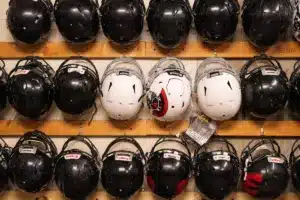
[54,0,100,43]
[146,0,192,49]
[146,137,193,199]
[242,0,292,48]
[0,60,8,113]
[101,137,145,199]
[193,0,240,43]
[7,0,53,44]
[241,138,289,199]
[8,130,57,193]
[0,138,11,194]
[194,137,240,200]
[54,56,100,115]
[240,54,288,118]
[290,139,300,194]
[289,60,300,116]
[55,136,100,200]
[7,56,55,119]
[100,0,145,45]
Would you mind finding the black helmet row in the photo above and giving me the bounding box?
[2,133,300,200]
[6,0,293,48]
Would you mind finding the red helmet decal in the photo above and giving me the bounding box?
[149,88,169,117]
[243,172,263,196]
[175,179,188,195]
[147,176,156,191]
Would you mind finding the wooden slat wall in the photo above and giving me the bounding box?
[0,120,299,137]
[1,191,299,200]
[0,41,299,59]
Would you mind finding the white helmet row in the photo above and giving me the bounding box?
[100,57,145,120]
[146,57,192,122]
[100,56,241,122]
[194,57,242,121]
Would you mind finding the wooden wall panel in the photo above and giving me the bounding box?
[0,191,299,200]
[0,41,299,59]
[0,120,299,137]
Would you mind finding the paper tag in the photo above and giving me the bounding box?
[213,154,230,161]
[261,68,280,76]
[115,153,133,162]
[267,156,284,164]
[163,152,181,160]
[19,146,37,154]
[183,113,217,146]
[68,66,85,75]
[12,69,30,76]
[64,154,81,160]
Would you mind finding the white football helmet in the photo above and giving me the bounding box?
[146,57,192,122]
[194,57,241,121]
[100,57,145,120]
[293,0,300,42]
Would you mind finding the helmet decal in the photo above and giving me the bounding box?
[148,89,169,117]
[242,173,263,196]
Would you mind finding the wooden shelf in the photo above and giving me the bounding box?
[0,41,299,59]
[0,119,298,137]
[0,190,299,200]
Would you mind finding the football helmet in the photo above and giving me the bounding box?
[240,54,288,118]
[290,139,300,195]
[242,0,292,48]
[54,0,100,43]
[194,137,240,200]
[193,0,240,43]
[0,138,11,194]
[7,56,55,119]
[100,57,145,120]
[55,136,100,200]
[0,60,8,113]
[54,56,100,115]
[289,60,300,116]
[194,57,241,120]
[146,57,192,122]
[100,0,145,45]
[241,138,289,199]
[146,0,192,49]
[146,137,193,199]
[293,0,300,42]
[7,0,53,44]
[101,136,145,199]
[9,130,57,193]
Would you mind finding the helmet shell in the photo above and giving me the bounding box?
[146,0,192,48]
[7,0,53,44]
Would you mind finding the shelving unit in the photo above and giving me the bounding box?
[0,40,299,59]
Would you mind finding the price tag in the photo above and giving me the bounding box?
[183,112,217,146]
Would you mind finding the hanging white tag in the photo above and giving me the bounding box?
[183,112,217,146]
